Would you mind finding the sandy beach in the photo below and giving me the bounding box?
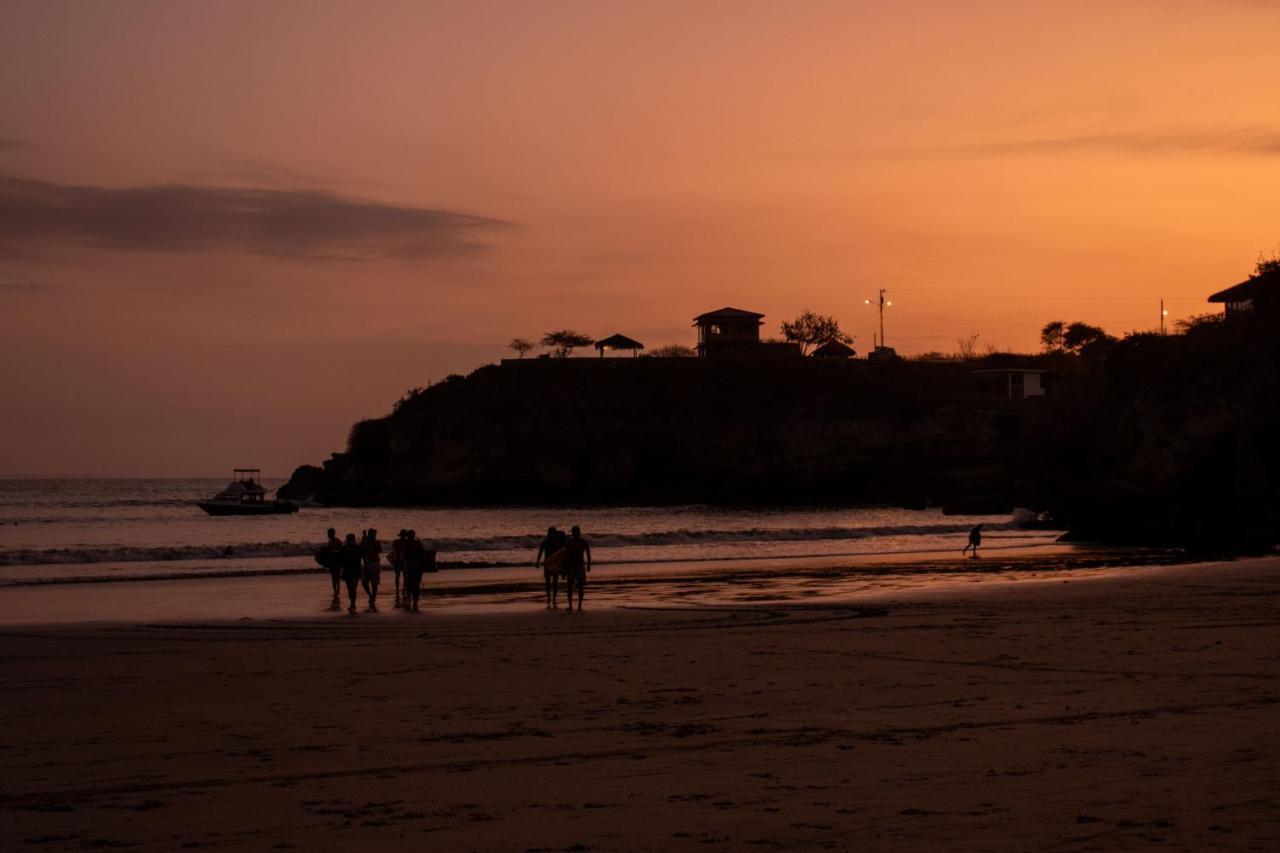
[1,555,1277,851]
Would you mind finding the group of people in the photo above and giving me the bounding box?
[316,523,594,614]
[534,525,593,610]
[316,527,436,613]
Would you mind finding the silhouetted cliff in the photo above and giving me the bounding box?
[282,325,1280,551]
[1023,315,1280,551]
[281,356,1044,510]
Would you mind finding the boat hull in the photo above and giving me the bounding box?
[197,501,298,516]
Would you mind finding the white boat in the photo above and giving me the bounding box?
[197,469,298,516]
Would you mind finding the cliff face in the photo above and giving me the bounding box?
[282,357,1035,509]
[282,323,1280,551]
[1026,317,1280,551]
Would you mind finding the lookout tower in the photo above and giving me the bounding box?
[693,307,765,356]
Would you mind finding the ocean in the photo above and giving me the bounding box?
[0,479,1062,586]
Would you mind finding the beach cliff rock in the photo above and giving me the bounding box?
[1027,315,1280,552]
[282,320,1279,551]
[281,357,1036,509]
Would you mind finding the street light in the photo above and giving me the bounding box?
[1161,298,1169,335]
[865,289,890,349]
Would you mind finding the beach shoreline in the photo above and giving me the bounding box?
[0,543,1198,627]
[2,555,1277,850]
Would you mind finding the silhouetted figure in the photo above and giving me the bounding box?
[402,529,435,612]
[563,525,592,611]
[535,525,567,607]
[340,533,364,613]
[361,528,383,611]
[962,523,983,559]
[390,530,407,607]
[316,527,343,608]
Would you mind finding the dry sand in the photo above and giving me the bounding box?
[1,556,1277,851]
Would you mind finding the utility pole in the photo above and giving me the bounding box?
[865,289,891,349]
[1160,298,1168,335]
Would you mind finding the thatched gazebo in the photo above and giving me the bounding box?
[811,340,857,358]
[594,333,645,357]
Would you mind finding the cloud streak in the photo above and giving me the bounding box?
[877,126,1280,160]
[0,174,509,260]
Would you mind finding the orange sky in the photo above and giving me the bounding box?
[2,0,1279,476]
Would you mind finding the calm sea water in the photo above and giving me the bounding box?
[0,479,1060,585]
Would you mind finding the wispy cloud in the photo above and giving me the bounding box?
[181,159,338,190]
[0,174,510,260]
[872,126,1280,160]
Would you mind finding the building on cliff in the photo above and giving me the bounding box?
[693,307,800,358]
[594,333,645,357]
[811,340,857,358]
[1208,265,1280,318]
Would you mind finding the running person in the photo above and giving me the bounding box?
[961,523,983,559]
[563,525,592,611]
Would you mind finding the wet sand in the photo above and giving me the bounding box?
[1,556,1277,850]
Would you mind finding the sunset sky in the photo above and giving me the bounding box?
[3,0,1279,477]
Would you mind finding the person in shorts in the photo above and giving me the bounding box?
[535,526,566,608]
[563,525,591,611]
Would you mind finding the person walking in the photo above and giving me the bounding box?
[340,533,364,613]
[361,528,383,611]
[535,525,566,608]
[401,529,434,612]
[962,523,983,559]
[563,525,592,611]
[389,530,407,608]
[319,527,343,608]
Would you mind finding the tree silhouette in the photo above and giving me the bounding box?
[1063,322,1110,352]
[1255,248,1280,277]
[1042,320,1113,354]
[1040,320,1066,353]
[541,330,594,358]
[780,311,853,355]
[509,338,535,359]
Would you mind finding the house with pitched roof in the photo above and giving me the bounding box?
[1208,265,1280,318]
